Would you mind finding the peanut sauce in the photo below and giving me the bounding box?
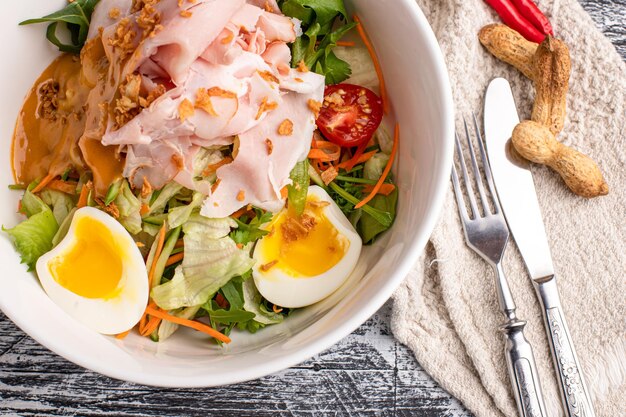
[11,43,124,196]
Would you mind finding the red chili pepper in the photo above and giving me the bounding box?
[483,0,546,43]
[510,0,554,36]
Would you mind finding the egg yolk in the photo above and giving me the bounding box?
[260,201,348,277]
[48,216,123,299]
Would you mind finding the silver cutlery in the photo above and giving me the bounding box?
[484,77,596,417]
[451,116,548,417]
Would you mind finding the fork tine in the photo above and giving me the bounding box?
[463,118,491,215]
[472,113,503,214]
[451,163,470,223]
[455,132,479,219]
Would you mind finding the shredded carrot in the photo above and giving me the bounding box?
[76,182,92,208]
[362,183,396,196]
[31,173,55,194]
[47,179,78,195]
[165,251,184,267]
[280,186,288,199]
[202,156,233,176]
[140,203,150,215]
[236,243,244,249]
[353,15,388,114]
[337,148,377,170]
[149,224,167,288]
[307,140,341,162]
[144,306,231,343]
[272,305,283,313]
[115,330,131,339]
[211,178,221,193]
[336,41,355,47]
[138,301,157,335]
[140,314,162,336]
[231,206,249,219]
[355,123,398,209]
[174,238,184,248]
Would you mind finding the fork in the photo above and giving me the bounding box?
[451,116,548,417]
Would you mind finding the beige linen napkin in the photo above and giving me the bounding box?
[391,1,626,416]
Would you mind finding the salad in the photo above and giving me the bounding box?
[5,0,399,345]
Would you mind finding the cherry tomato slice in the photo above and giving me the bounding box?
[316,84,383,148]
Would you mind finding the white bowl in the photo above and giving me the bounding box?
[0,0,453,387]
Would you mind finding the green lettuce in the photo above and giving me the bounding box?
[144,182,183,217]
[363,153,390,181]
[40,189,75,226]
[151,215,254,310]
[114,181,142,235]
[52,207,77,247]
[167,192,203,229]
[157,305,201,342]
[242,278,284,325]
[3,191,59,271]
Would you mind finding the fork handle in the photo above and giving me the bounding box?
[495,264,547,417]
[535,276,596,417]
[501,320,548,417]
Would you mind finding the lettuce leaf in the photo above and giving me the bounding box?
[52,207,77,247]
[144,182,183,217]
[40,189,75,226]
[242,278,284,325]
[157,305,201,342]
[3,191,59,271]
[167,192,203,229]
[363,153,390,181]
[115,180,142,235]
[151,215,253,310]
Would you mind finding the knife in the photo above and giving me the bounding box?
[484,78,596,417]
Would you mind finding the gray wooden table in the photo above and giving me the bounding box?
[1,1,623,415]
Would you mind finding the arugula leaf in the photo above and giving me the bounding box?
[230,209,273,246]
[20,0,101,54]
[287,160,309,216]
[3,191,59,271]
[220,280,244,310]
[204,305,255,324]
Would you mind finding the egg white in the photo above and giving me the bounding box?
[35,207,149,335]
[252,186,362,308]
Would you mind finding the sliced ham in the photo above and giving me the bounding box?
[102,51,281,147]
[200,72,324,217]
[87,0,133,40]
[87,0,322,214]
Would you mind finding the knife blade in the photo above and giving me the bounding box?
[483,78,554,281]
[484,78,596,417]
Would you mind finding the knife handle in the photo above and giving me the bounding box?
[535,276,596,417]
[501,319,548,417]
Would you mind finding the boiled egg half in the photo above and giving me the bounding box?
[36,207,149,335]
[252,186,362,308]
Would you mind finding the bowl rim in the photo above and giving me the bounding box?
[0,0,454,388]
